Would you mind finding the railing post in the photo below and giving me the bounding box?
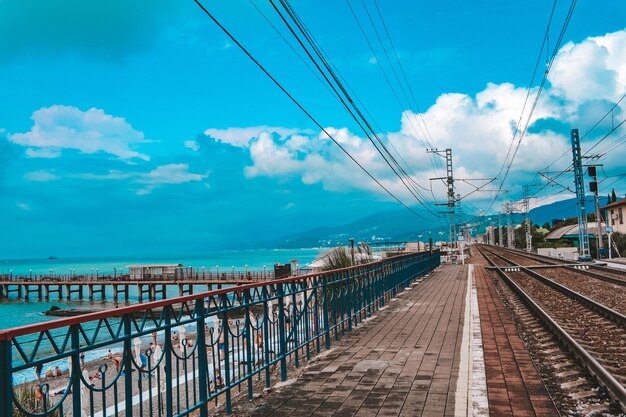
[70,324,83,417]
[244,289,253,399]
[123,316,134,417]
[290,282,299,368]
[195,299,210,417]
[379,265,385,308]
[164,308,174,417]
[321,278,331,350]
[262,287,271,388]
[302,280,311,361]
[0,339,13,417]
[221,295,232,414]
[276,283,288,381]
[346,272,353,332]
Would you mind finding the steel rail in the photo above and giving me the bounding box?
[591,264,626,278]
[564,266,626,288]
[485,244,568,265]
[476,245,520,266]
[518,266,626,327]
[478,245,626,408]
[494,247,560,265]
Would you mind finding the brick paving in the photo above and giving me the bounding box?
[474,265,558,417]
[246,265,468,417]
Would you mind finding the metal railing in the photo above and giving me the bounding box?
[0,250,439,417]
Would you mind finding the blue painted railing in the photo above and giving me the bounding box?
[0,250,439,417]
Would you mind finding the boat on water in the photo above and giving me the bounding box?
[48,256,58,260]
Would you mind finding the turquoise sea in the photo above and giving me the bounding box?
[0,248,322,330]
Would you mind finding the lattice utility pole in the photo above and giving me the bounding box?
[428,148,455,243]
[505,203,515,249]
[571,128,592,261]
[498,214,504,247]
[522,184,542,252]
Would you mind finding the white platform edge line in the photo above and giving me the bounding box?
[470,264,489,416]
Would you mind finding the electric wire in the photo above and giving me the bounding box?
[192,0,433,220]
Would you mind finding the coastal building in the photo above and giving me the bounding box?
[601,198,626,234]
[127,264,186,280]
[544,221,605,243]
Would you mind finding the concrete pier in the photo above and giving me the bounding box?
[0,278,261,302]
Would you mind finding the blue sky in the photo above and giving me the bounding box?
[1,0,625,258]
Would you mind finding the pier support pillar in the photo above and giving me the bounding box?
[154,285,166,300]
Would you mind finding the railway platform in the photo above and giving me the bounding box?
[227,263,558,416]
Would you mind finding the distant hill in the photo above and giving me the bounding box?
[270,209,444,248]
[267,196,610,249]
[529,196,609,226]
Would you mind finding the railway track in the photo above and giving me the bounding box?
[476,245,626,412]
[482,245,568,266]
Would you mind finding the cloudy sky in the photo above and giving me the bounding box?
[1,0,625,258]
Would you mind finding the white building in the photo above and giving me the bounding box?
[602,198,626,234]
[127,264,185,280]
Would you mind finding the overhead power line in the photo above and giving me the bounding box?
[268,0,441,216]
[192,0,433,220]
[484,0,578,214]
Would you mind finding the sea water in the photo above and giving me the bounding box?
[0,248,322,330]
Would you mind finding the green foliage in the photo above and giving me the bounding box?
[610,232,626,257]
[13,385,63,417]
[321,248,353,271]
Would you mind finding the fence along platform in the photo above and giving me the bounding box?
[0,250,439,417]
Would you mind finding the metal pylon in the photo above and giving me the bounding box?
[571,128,592,261]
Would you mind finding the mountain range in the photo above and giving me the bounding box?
[270,196,614,248]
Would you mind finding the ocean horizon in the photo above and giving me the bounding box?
[0,247,324,276]
[0,247,324,330]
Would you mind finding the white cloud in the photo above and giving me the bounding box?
[24,170,59,182]
[199,28,626,211]
[17,203,31,211]
[69,164,207,195]
[549,29,626,105]
[204,126,304,148]
[25,148,62,158]
[10,105,150,160]
[184,140,200,151]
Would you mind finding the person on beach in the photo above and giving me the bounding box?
[54,366,63,377]
[218,324,226,360]
[45,367,54,379]
[34,363,43,383]
[35,385,44,403]
[110,352,123,373]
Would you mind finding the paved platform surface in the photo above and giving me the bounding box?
[232,264,559,417]
[247,265,468,417]
[474,265,558,417]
